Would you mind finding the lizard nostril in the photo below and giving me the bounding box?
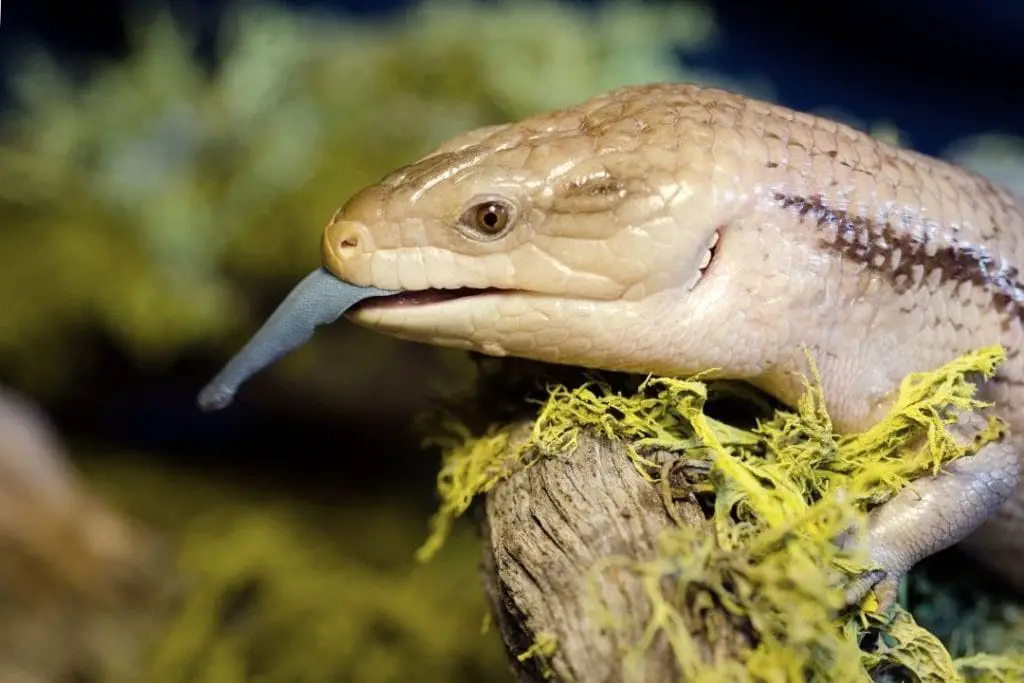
[324,221,368,262]
[334,227,362,258]
[322,219,374,276]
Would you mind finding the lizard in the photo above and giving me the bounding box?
[197,82,1024,609]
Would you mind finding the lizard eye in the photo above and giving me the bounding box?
[459,198,515,239]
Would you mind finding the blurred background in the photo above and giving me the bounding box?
[0,0,1023,681]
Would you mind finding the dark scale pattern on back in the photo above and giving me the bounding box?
[777,193,1024,326]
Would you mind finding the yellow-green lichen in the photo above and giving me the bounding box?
[955,654,1024,683]
[517,632,559,680]
[418,346,1024,681]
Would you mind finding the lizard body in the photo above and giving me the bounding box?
[202,82,1024,601]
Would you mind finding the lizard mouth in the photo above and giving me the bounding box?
[688,228,721,289]
[351,287,505,310]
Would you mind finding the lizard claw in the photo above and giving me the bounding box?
[842,569,899,613]
[835,524,900,613]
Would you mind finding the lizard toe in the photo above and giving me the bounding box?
[843,568,900,613]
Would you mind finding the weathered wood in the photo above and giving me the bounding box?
[477,423,751,683]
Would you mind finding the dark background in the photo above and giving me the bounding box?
[4,0,1024,157]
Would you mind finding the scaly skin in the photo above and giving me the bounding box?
[320,82,1024,601]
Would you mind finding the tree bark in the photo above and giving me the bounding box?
[477,422,751,683]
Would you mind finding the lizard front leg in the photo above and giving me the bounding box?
[844,409,1021,611]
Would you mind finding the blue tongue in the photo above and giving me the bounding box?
[197,267,398,412]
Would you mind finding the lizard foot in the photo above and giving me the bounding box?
[841,410,1019,612]
[842,570,897,613]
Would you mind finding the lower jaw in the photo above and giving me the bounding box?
[345,287,536,356]
[346,287,510,347]
[347,291,685,374]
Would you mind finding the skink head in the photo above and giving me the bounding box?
[199,85,744,411]
[315,85,730,370]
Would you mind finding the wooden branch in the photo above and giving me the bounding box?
[477,422,751,683]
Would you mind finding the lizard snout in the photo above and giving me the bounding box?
[322,220,373,275]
